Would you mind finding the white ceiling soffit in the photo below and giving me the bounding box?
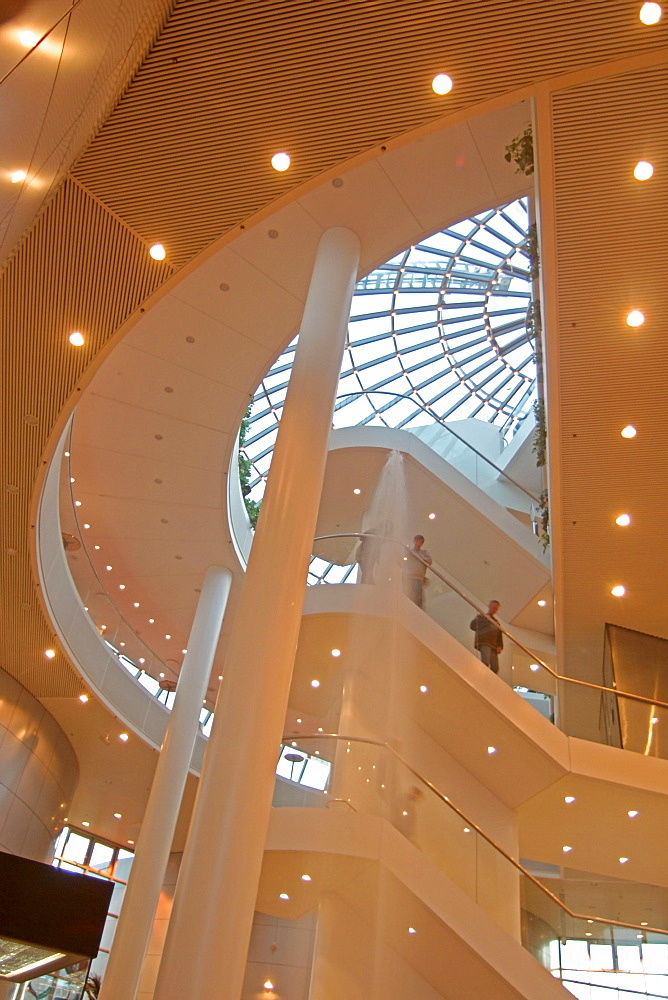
[67,102,534,681]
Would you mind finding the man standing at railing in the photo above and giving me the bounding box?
[470,600,503,674]
[403,534,432,608]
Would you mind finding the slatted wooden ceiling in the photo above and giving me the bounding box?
[1,0,666,698]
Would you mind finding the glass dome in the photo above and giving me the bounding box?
[243,197,535,504]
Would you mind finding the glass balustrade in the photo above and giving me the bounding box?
[272,735,668,997]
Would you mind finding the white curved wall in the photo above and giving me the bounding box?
[0,665,78,861]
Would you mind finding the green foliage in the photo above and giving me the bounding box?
[532,398,546,468]
[526,222,540,278]
[537,488,550,551]
[238,404,261,528]
[504,126,534,176]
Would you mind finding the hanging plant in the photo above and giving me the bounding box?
[238,405,261,528]
[532,398,546,468]
[504,125,534,176]
[526,222,540,278]
[537,488,550,551]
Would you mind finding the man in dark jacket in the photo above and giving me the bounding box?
[470,600,503,674]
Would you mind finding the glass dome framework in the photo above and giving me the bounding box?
[243,197,535,505]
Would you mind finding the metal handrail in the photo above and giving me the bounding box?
[332,390,540,503]
[285,732,668,937]
[312,532,668,714]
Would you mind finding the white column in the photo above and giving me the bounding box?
[98,565,232,1000]
[153,227,361,1000]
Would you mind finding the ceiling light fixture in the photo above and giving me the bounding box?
[133,602,140,607]
[353,488,361,494]
[428,512,436,520]
[119,733,129,742]
[615,514,631,526]
[301,874,312,881]
[113,813,122,819]
[621,425,637,438]
[279,892,289,900]
[263,982,274,991]
[420,685,428,693]
[69,331,85,346]
[633,160,654,180]
[611,585,626,597]
[408,926,417,934]
[271,152,290,172]
[487,746,497,755]
[537,599,547,606]
[149,243,166,260]
[432,73,453,95]
[79,694,88,703]
[626,309,645,327]
[45,649,55,659]
[311,679,320,688]
[628,810,639,818]
[530,663,540,672]
[18,30,38,47]
[81,821,89,828]
[564,796,576,804]
[639,2,662,24]
[562,845,573,853]
[619,857,629,864]
[331,648,341,657]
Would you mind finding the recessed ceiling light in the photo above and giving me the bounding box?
[271,152,290,172]
[11,169,27,183]
[45,649,55,659]
[311,679,320,688]
[113,812,122,819]
[165,634,171,640]
[79,694,88,703]
[530,663,540,672]
[83,523,90,529]
[279,892,289,900]
[106,565,112,571]
[408,926,417,934]
[149,618,154,624]
[119,733,129,742]
[81,821,90,828]
[615,514,631,526]
[432,73,453,95]
[139,658,145,664]
[128,839,135,845]
[182,648,187,654]
[628,810,639,818]
[301,874,312,881]
[487,746,497,754]
[428,512,436,520]
[149,243,166,260]
[218,675,222,680]
[587,919,594,924]
[621,425,637,438]
[564,796,576,804]
[639,2,662,24]
[159,672,165,678]
[94,544,100,550]
[18,30,38,47]
[317,727,323,732]
[133,602,140,607]
[585,931,592,937]
[75,500,81,506]
[463,827,471,833]
[69,331,84,347]
[633,160,654,180]
[562,845,573,853]
[419,684,428,693]
[331,648,341,657]
[619,857,629,864]
[537,599,547,607]
[119,584,125,590]
[353,488,361,494]
[641,922,648,926]
[652,717,659,724]
[296,718,302,724]
[626,310,645,327]
[263,982,274,991]
[611,585,626,597]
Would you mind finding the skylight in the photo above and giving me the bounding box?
[243,198,535,503]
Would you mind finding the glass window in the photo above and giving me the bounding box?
[60,831,90,865]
